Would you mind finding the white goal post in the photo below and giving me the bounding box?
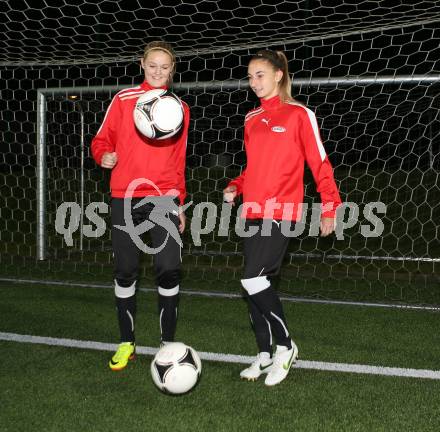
[36,72,440,265]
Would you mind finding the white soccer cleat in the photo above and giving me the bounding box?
[160,341,171,348]
[240,352,273,381]
[264,340,299,386]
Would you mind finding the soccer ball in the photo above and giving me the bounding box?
[150,342,202,395]
[133,89,184,140]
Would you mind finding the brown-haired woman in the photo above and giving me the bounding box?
[224,50,341,386]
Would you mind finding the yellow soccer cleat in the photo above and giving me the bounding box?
[109,342,136,371]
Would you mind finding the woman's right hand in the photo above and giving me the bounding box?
[223,185,237,206]
[101,152,118,169]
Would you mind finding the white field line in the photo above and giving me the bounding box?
[1,332,440,380]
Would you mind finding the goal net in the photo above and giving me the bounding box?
[1,1,439,305]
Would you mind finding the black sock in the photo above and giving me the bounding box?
[247,296,273,356]
[250,287,291,348]
[115,294,136,343]
[158,294,179,342]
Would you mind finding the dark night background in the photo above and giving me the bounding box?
[1,0,439,171]
[0,0,439,300]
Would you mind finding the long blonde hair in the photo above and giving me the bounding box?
[250,50,294,103]
[143,41,176,84]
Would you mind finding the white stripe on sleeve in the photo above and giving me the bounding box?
[304,107,326,162]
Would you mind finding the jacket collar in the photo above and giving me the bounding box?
[260,95,282,111]
[140,81,168,91]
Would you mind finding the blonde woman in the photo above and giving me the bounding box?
[92,41,190,371]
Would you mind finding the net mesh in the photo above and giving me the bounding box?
[1,1,440,65]
[1,1,439,304]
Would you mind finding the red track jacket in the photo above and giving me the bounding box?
[228,95,341,221]
[91,81,190,205]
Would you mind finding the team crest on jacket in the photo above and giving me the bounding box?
[271,126,286,133]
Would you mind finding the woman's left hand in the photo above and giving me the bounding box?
[178,210,186,234]
[320,217,335,237]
